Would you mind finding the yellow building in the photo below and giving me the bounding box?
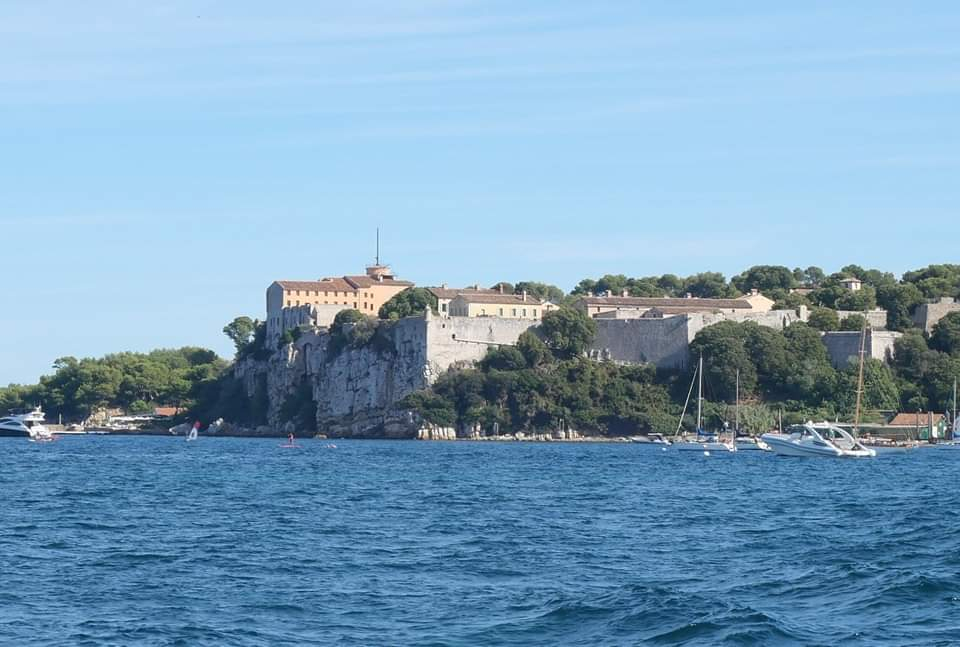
[448,291,548,320]
[266,265,412,339]
[427,285,499,317]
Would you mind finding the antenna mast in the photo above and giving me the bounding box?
[376,227,380,265]
[853,319,868,436]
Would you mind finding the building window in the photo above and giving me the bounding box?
[499,308,503,316]
[441,303,447,312]
[512,308,517,316]
[296,300,300,306]
[354,302,358,308]
[522,309,527,317]
[286,300,291,306]
[534,309,538,317]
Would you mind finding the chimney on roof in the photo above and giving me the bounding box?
[751,288,759,295]
[498,283,505,294]
[621,289,629,297]
[522,290,528,302]
[605,290,613,298]
[474,283,480,290]
[441,282,448,289]
[685,292,692,299]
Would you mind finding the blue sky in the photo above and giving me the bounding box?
[2,1,958,384]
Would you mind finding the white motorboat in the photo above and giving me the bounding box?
[762,422,876,458]
[0,407,54,440]
[673,356,736,453]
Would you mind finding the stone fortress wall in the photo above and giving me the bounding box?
[913,297,960,333]
[243,305,899,437]
[820,330,902,369]
[588,309,807,370]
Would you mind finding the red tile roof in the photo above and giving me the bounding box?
[344,275,414,288]
[276,279,357,292]
[888,413,946,427]
[428,286,498,299]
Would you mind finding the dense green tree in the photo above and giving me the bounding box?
[807,307,840,331]
[930,312,960,356]
[223,316,257,356]
[571,278,598,296]
[835,358,901,415]
[516,330,551,367]
[800,266,825,286]
[876,282,924,331]
[595,274,630,296]
[479,346,528,372]
[683,272,737,299]
[835,285,877,311]
[743,323,791,399]
[732,265,797,294]
[513,281,566,303]
[0,348,228,422]
[378,288,438,319]
[396,390,457,427]
[902,264,960,300]
[656,274,684,296]
[769,290,812,311]
[840,314,867,331]
[539,308,597,359]
[689,321,757,402]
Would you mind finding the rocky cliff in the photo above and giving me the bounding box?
[232,312,537,438]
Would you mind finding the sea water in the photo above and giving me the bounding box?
[1,436,959,646]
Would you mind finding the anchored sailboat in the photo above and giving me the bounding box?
[674,355,736,453]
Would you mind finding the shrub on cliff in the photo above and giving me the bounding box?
[223,316,257,356]
[397,390,457,427]
[326,312,396,361]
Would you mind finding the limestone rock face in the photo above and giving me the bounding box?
[233,313,538,438]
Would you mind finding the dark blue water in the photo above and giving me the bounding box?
[2,437,959,646]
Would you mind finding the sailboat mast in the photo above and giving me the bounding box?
[953,378,957,439]
[735,368,740,437]
[853,320,868,436]
[696,355,703,431]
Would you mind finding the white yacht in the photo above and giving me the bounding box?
[0,407,54,440]
[761,422,876,458]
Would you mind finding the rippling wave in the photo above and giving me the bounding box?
[2,437,959,645]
